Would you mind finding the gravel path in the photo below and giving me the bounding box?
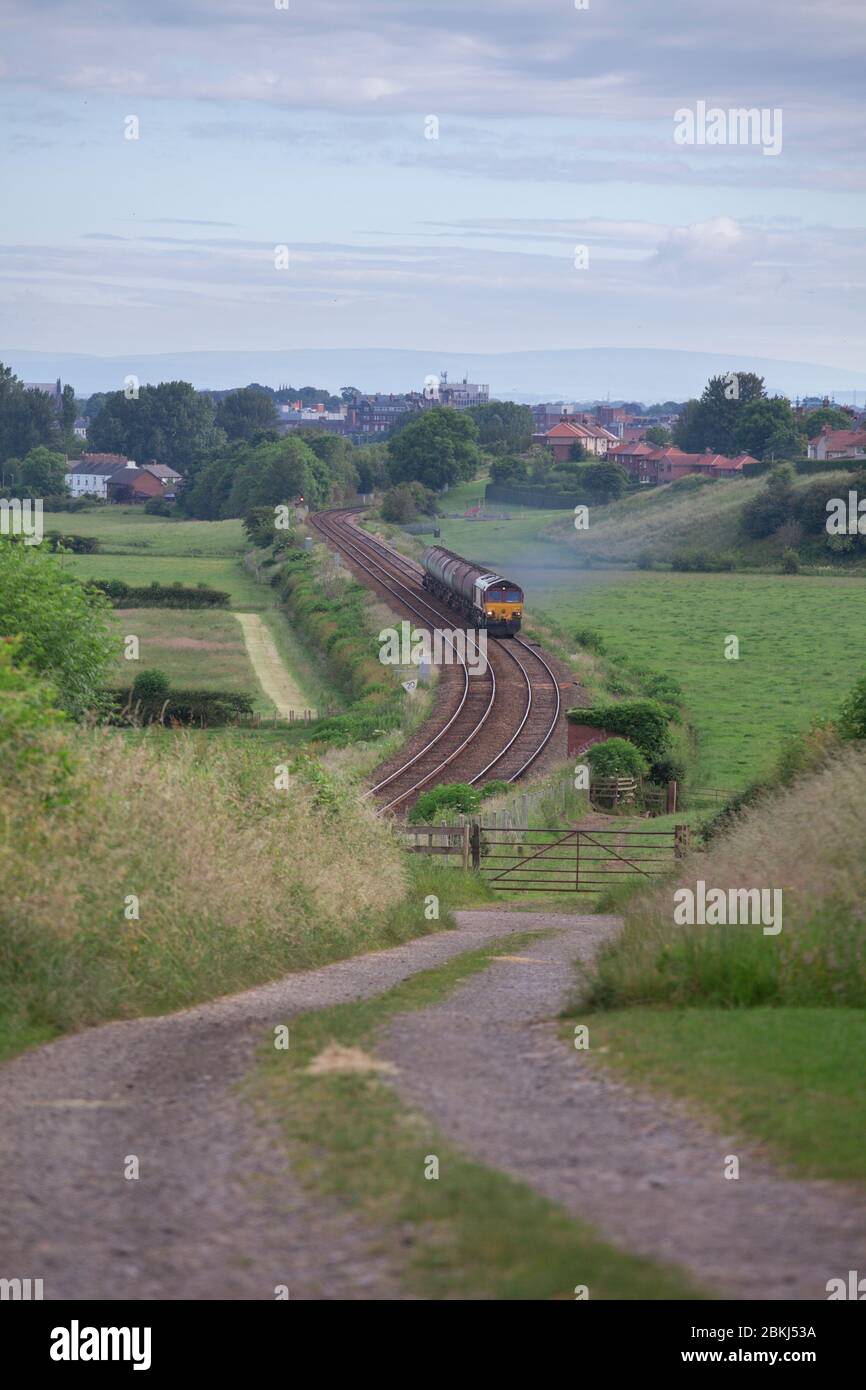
[0,913,538,1301]
[382,911,866,1301]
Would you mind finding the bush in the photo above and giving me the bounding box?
[573,627,607,655]
[839,673,866,742]
[90,580,230,608]
[575,699,672,763]
[131,669,170,701]
[781,547,801,574]
[0,540,112,718]
[479,779,510,800]
[143,497,172,517]
[586,738,649,779]
[409,783,480,823]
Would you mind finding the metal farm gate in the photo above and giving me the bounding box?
[472,823,689,893]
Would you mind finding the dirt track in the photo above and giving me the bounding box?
[2,910,862,1300]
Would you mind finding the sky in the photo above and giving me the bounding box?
[1,0,864,379]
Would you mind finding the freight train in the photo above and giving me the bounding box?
[421,544,524,636]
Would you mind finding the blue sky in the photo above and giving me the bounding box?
[1,0,864,372]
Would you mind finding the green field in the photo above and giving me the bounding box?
[44,508,332,708]
[537,571,866,788]
[108,608,262,698]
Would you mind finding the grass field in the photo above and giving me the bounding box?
[537,570,866,788]
[574,1006,866,1184]
[43,508,332,709]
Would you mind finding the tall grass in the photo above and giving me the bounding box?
[581,744,866,1010]
[0,723,461,1043]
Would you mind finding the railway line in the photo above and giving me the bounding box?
[310,508,565,815]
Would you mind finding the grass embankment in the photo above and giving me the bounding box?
[567,744,866,1182]
[252,934,702,1300]
[0,709,492,1064]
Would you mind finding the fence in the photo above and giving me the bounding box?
[399,821,689,892]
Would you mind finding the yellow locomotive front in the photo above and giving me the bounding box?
[479,577,524,636]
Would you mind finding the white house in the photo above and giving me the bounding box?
[65,457,138,499]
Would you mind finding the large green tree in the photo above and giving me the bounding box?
[388,406,480,490]
[87,380,223,473]
[215,387,278,441]
[733,398,805,461]
[467,400,533,455]
[674,372,766,454]
[16,446,68,497]
[0,363,59,464]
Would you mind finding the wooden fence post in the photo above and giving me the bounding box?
[674,823,689,858]
[461,823,470,871]
[470,822,481,870]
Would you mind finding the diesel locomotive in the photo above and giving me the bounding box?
[421,544,524,636]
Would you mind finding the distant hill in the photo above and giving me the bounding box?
[3,346,866,404]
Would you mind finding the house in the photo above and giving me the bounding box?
[73,417,88,440]
[542,416,619,461]
[807,426,866,461]
[65,456,138,499]
[64,456,183,502]
[609,444,758,485]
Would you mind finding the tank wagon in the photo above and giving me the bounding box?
[421,545,524,636]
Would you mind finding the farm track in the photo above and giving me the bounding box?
[309,509,568,813]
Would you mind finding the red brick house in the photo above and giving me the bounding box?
[807,426,866,461]
[542,416,619,462]
[609,443,758,485]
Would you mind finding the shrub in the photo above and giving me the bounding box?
[781,547,801,574]
[586,738,649,780]
[573,627,607,655]
[575,699,671,763]
[143,497,172,517]
[90,580,230,608]
[838,673,866,742]
[131,669,170,701]
[409,783,481,823]
[0,540,112,718]
[479,779,511,800]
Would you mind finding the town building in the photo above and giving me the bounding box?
[539,416,619,461]
[807,426,866,461]
[64,456,183,501]
[608,442,758,484]
[24,379,63,411]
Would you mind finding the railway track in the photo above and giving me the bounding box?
[310,508,563,815]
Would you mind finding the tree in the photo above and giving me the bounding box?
[489,456,529,485]
[740,464,797,539]
[733,397,804,461]
[354,443,389,494]
[569,440,589,461]
[215,387,278,441]
[0,363,59,464]
[381,482,439,523]
[60,383,77,434]
[0,541,113,717]
[674,372,765,454]
[87,380,223,473]
[466,401,533,455]
[579,459,629,503]
[387,406,480,491]
[586,738,650,780]
[803,406,853,438]
[17,446,68,497]
[645,425,672,446]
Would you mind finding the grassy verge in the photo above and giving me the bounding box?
[252,933,704,1300]
[571,1006,866,1183]
[564,744,866,1184]
[0,697,494,1065]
